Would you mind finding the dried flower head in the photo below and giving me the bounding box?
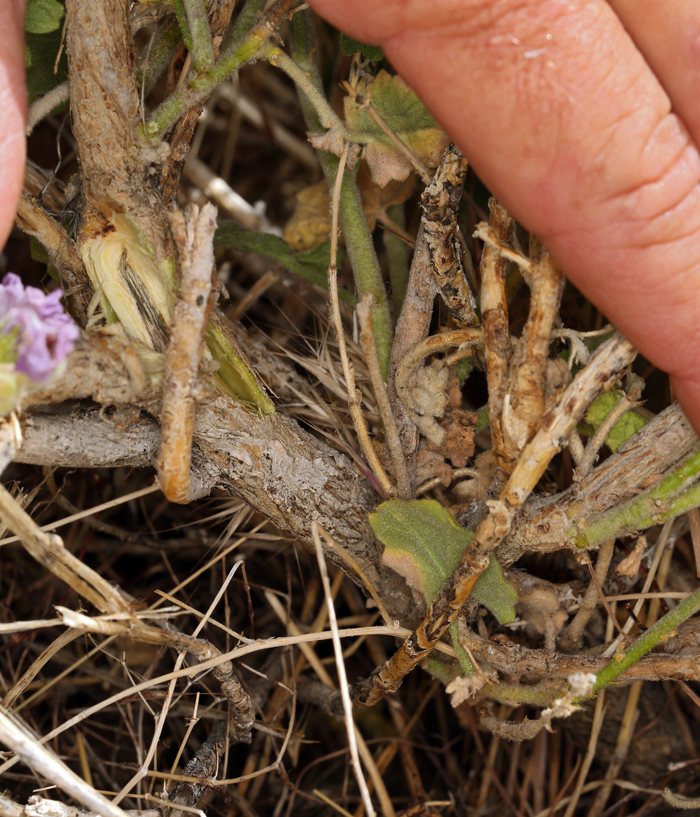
[0,274,79,414]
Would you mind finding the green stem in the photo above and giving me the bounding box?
[222,0,266,51]
[181,0,215,72]
[143,0,295,141]
[263,46,342,132]
[591,585,700,694]
[290,10,393,379]
[172,0,194,52]
[572,449,700,548]
[384,203,409,316]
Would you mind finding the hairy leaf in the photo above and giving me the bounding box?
[25,23,68,104]
[25,0,64,34]
[344,71,449,186]
[371,499,517,624]
[584,391,648,452]
[215,221,355,305]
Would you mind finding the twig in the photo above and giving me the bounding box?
[356,294,411,499]
[421,144,478,329]
[350,332,636,707]
[559,539,616,650]
[0,711,127,817]
[502,238,564,455]
[592,582,700,693]
[15,191,91,326]
[158,204,217,503]
[327,144,395,498]
[26,81,70,136]
[473,222,535,274]
[386,225,436,483]
[662,789,700,810]
[575,393,636,479]
[0,483,134,615]
[562,691,606,817]
[291,13,393,378]
[479,199,514,471]
[144,0,297,141]
[313,522,376,817]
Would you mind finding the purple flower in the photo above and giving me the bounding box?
[0,273,80,382]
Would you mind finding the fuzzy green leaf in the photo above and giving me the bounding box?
[25,0,64,34]
[25,23,68,105]
[214,221,355,305]
[584,392,648,452]
[339,33,383,61]
[370,499,517,624]
[344,70,449,186]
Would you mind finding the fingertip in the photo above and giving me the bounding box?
[0,0,27,252]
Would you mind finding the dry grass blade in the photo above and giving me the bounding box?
[312,522,376,817]
[0,710,127,817]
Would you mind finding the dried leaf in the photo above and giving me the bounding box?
[283,162,414,252]
[344,70,449,186]
[370,499,517,623]
[444,410,477,467]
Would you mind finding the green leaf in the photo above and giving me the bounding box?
[214,221,356,305]
[25,23,69,105]
[471,555,517,625]
[25,44,32,67]
[340,33,383,62]
[584,391,648,452]
[205,323,275,415]
[344,70,449,185]
[25,0,64,33]
[370,499,517,624]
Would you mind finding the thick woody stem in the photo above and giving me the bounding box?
[421,145,478,329]
[157,204,217,503]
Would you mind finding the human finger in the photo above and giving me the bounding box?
[0,0,27,253]
[306,0,700,431]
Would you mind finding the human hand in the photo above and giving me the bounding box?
[307,0,700,432]
[0,0,26,255]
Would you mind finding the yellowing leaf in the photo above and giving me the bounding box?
[370,499,517,624]
[344,71,449,186]
[283,181,332,252]
[283,162,415,252]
